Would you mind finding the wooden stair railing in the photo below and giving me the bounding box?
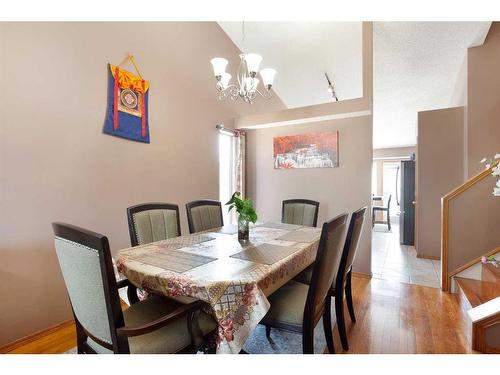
[441,162,499,292]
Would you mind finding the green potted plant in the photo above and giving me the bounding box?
[225,192,257,242]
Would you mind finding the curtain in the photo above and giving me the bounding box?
[217,125,246,224]
[234,130,246,198]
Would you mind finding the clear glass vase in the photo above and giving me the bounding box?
[238,216,249,242]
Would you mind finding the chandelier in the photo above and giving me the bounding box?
[210,22,276,104]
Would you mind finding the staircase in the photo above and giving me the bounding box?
[454,263,500,353]
[441,162,500,353]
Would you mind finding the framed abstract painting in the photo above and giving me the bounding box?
[273,131,339,169]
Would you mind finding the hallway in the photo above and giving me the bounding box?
[372,220,441,288]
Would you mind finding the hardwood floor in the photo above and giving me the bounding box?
[2,321,77,354]
[342,277,472,354]
[2,277,473,354]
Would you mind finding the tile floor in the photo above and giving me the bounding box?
[371,219,441,288]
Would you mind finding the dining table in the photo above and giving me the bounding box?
[116,222,322,354]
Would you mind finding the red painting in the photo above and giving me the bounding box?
[273,131,339,169]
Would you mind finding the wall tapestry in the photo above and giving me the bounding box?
[103,55,150,143]
[273,131,339,169]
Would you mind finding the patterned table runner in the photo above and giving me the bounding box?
[256,222,302,230]
[134,250,216,273]
[230,243,301,265]
[276,228,322,243]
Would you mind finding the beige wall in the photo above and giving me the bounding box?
[416,107,464,259]
[0,22,285,346]
[467,22,500,177]
[449,57,468,108]
[246,116,373,275]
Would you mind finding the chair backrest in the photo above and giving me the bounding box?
[304,213,348,326]
[127,202,181,246]
[185,200,223,234]
[336,207,367,287]
[52,222,127,353]
[384,193,392,209]
[281,199,320,227]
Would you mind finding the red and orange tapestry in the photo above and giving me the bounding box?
[103,55,150,143]
[273,131,339,169]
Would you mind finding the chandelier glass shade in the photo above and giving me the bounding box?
[210,53,276,104]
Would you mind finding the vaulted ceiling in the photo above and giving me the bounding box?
[218,22,363,108]
[218,21,491,149]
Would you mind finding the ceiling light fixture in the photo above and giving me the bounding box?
[325,73,338,102]
[210,22,276,104]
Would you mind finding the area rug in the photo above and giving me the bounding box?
[242,321,328,354]
[64,318,331,354]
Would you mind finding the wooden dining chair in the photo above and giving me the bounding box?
[372,194,391,230]
[52,222,217,354]
[282,199,320,227]
[126,203,182,303]
[292,207,366,351]
[263,199,319,338]
[259,213,349,354]
[333,207,366,350]
[185,200,223,234]
[127,202,181,247]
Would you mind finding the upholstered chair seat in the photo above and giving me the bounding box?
[87,295,216,354]
[264,281,310,329]
[282,199,320,227]
[186,200,223,234]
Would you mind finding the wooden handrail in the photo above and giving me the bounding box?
[441,162,498,291]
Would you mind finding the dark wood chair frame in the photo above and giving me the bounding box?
[126,202,182,304]
[330,206,367,351]
[185,200,224,234]
[127,202,182,247]
[260,213,349,354]
[372,194,391,230]
[281,199,320,227]
[53,222,215,354]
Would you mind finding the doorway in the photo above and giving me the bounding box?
[371,155,440,288]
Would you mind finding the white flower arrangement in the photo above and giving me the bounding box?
[480,153,500,196]
[481,255,499,268]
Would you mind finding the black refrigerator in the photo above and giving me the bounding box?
[399,160,415,245]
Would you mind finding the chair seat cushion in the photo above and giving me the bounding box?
[87,295,216,354]
[263,280,309,329]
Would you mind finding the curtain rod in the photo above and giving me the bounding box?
[216,124,244,136]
